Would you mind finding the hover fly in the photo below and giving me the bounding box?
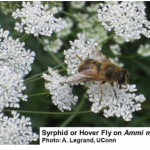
[62,49,130,102]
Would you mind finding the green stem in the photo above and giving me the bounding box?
[24,68,67,84]
[60,93,87,127]
[24,63,66,82]
[60,10,76,18]
[28,92,49,97]
[20,33,29,42]
[49,51,66,69]
[37,37,66,69]
[3,109,92,115]
[24,77,42,84]
[98,32,115,46]
[20,33,27,41]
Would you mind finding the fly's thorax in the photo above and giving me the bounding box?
[101,63,122,83]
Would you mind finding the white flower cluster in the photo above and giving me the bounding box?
[71,1,85,9]
[97,2,150,41]
[0,28,35,110]
[87,82,145,121]
[109,44,124,67]
[137,44,150,57]
[12,1,67,37]
[0,31,35,75]
[42,67,78,112]
[0,111,39,144]
[64,35,146,121]
[113,35,126,44]
[0,66,27,111]
[110,44,121,56]
[43,38,62,53]
[86,3,100,13]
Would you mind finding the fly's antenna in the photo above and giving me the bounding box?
[76,54,83,62]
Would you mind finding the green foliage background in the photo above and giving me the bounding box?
[1,1,150,144]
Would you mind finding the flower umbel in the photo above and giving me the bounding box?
[12,1,67,37]
[0,28,35,75]
[87,82,145,121]
[0,111,39,144]
[97,2,150,41]
[42,67,78,112]
[0,66,27,111]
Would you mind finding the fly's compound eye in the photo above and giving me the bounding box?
[118,72,125,84]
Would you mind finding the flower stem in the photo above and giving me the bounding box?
[24,63,66,82]
[20,33,29,42]
[24,68,67,84]
[60,93,87,127]
[98,32,115,46]
[3,109,92,115]
[24,77,42,84]
[20,33,27,41]
[28,92,49,97]
[60,10,76,18]
[37,37,66,69]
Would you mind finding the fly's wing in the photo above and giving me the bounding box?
[94,48,112,63]
[61,69,107,84]
[78,69,106,81]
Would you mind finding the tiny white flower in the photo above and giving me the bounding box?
[110,44,121,56]
[43,39,62,53]
[71,1,85,9]
[137,44,150,57]
[86,3,100,13]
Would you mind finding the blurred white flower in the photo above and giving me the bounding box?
[110,44,121,56]
[0,28,35,75]
[109,57,124,68]
[42,67,78,112]
[97,2,150,41]
[0,111,39,144]
[64,34,145,121]
[78,15,108,44]
[12,1,67,37]
[0,66,27,111]
[87,82,145,121]
[137,44,150,57]
[73,12,88,22]
[71,1,85,9]
[86,3,100,13]
[113,35,125,44]
[43,38,62,53]
[56,17,73,38]
[73,3,108,45]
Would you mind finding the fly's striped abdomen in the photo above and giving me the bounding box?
[78,59,102,73]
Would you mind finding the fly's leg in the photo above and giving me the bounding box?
[111,82,118,100]
[99,81,106,104]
